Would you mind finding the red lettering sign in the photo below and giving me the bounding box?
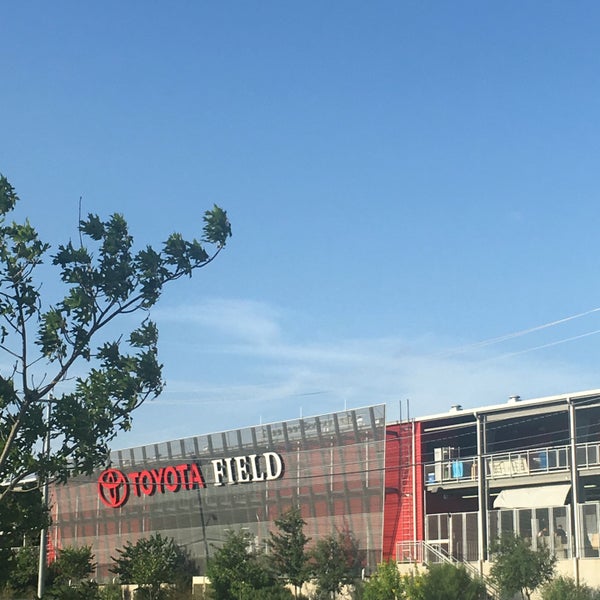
[98,468,130,508]
[98,453,282,508]
[98,462,206,508]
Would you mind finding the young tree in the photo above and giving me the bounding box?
[267,506,311,597]
[0,174,231,500]
[310,529,364,599]
[45,545,99,599]
[206,529,287,600]
[362,560,404,600]
[490,534,556,600]
[48,545,96,584]
[111,533,194,600]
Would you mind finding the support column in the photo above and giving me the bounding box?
[568,398,580,583]
[476,413,488,575]
[37,400,52,599]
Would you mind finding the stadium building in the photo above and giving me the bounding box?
[50,388,600,585]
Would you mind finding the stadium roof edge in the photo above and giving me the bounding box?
[412,388,600,423]
[112,403,387,452]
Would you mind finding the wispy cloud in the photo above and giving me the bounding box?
[154,298,283,345]
[116,298,600,448]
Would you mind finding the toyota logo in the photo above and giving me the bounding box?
[98,468,129,508]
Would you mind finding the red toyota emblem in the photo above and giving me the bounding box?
[98,468,129,508]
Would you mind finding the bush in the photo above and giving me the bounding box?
[99,583,124,600]
[243,586,294,599]
[417,563,487,600]
[2,544,39,595]
[45,580,101,599]
[362,560,404,600]
[541,576,600,600]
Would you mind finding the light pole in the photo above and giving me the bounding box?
[37,398,52,599]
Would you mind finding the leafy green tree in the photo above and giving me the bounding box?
[1,543,39,597]
[47,545,96,587]
[362,560,404,600]
[490,534,556,600]
[0,485,47,587]
[111,533,195,600]
[268,506,311,597]
[0,173,231,501]
[206,529,288,600]
[310,529,364,599]
[540,576,600,600]
[417,563,486,600]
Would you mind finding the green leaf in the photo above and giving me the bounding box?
[0,174,18,216]
[80,214,105,240]
[203,204,232,246]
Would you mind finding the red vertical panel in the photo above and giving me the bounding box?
[414,421,424,540]
[396,423,414,546]
[382,424,401,560]
[383,422,424,560]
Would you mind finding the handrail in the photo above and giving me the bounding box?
[425,542,500,600]
[423,441,600,486]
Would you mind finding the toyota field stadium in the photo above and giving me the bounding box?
[49,389,600,586]
[51,405,386,580]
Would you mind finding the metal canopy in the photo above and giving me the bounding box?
[493,483,571,509]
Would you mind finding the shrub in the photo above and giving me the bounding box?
[540,576,600,600]
[418,563,487,600]
[362,560,404,600]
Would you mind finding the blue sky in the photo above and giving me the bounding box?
[2,2,600,448]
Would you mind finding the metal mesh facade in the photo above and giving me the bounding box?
[50,405,386,581]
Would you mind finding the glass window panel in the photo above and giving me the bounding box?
[587,444,598,465]
[488,511,499,543]
[451,513,463,560]
[500,510,514,535]
[582,504,599,558]
[427,515,439,540]
[465,513,478,561]
[210,433,223,451]
[518,509,532,542]
[440,514,448,540]
[536,508,549,535]
[534,508,550,550]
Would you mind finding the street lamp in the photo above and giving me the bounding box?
[37,397,53,599]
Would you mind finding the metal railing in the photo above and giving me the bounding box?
[424,441,600,487]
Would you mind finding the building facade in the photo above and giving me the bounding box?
[50,405,386,580]
[50,388,600,586]
[386,389,600,586]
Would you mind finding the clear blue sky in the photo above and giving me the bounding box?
[2,2,600,448]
